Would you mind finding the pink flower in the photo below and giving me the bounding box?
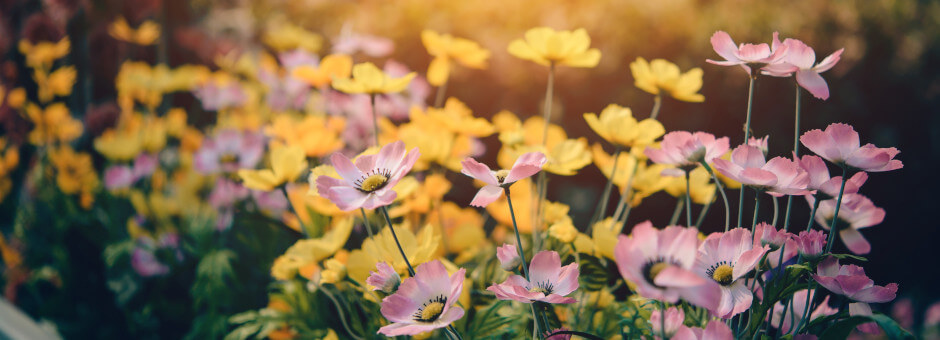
[208,178,250,230]
[192,81,247,111]
[104,165,135,190]
[487,250,579,304]
[317,141,420,211]
[460,152,546,207]
[798,154,868,199]
[614,222,721,309]
[132,153,158,179]
[800,123,902,172]
[496,243,521,271]
[850,302,882,334]
[892,298,915,330]
[544,328,572,340]
[194,129,265,174]
[332,29,395,57]
[763,37,844,100]
[131,247,170,277]
[672,320,734,340]
[695,228,769,318]
[809,194,884,255]
[753,222,794,250]
[712,144,810,196]
[769,289,837,334]
[748,135,769,155]
[812,256,898,303]
[924,301,940,327]
[766,237,799,270]
[650,307,685,339]
[645,131,730,176]
[796,229,828,260]
[259,67,310,112]
[252,189,289,216]
[367,262,401,293]
[706,31,788,75]
[378,260,466,336]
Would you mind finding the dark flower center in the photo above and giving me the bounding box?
[414,295,447,322]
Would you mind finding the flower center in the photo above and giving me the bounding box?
[355,168,392,193]
[220,153,239,164]
[414,295,447,322]
[528,281,554,295]
[707,262,735,286]
[643,260,673,287]
[495,169,510,184]
[648,262,668,280]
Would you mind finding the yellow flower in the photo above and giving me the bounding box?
[238,144,308,191]
[421,30,490,86]
[108,17,161,45]
[5,87,26,109]
[499,138,591,176]
[549,219,578,243]
[592,143,639,189]
[390,173,452,219]
[33,66,76,103]
[0,139,19,204]
[346,223,441,282]
[165,108,188,138]
[432,202,485,261]
[94,130,143,161]
[664,166,716,205]
[291,54,353,88]
[381,117,470,172]
[409,98,495,137]
[262,22,323,53]
[116,62,209,109]
[507,27,601,68]
[18,38,70,69]
[584,104,664,148]
[25,103,83,145]
[630,57,705,102]
[48,146,98,195]
[265,114,345,157]
[319,257,347,284]
[591,218,624,260]
[332,62,415,94]
[630,163,672,206]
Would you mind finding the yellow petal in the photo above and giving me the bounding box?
[560,48,602,68]
[238,169,280,191]
[427,56,450,86]
[507,39,549,66]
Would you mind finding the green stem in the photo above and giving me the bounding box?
[824,166,849,254]
[751,190,760,229]
[370,93,380,147]
[446,325,463,340]
[737,186,746,229]
[743,70,757,142]
[590,147,622,228]
[685,171,693,227]
[771,195,779,227]
[792,196,821,335]
[380,206,415,276]
[359,208,373,239]
[701,162,731,231]
[650,94,663,121]
[659,300,669,340]
[695,199,712,229]
[669,198,685,226]
[505,187,530,280]
[545,330,606,340]
[533,172,547,252]
[319,284,365,340]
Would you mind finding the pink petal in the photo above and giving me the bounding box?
[390,147,421,181]
[839,228,871,255]
[460,158,499,186]
[854,283,898,304]
[827,123,861,160]
[800,129,840,162]
[538,294,577,304]
[505,152,546,184]
[736,43,772,62]
[703,320,734,339]
[796,70,830,100]
[710,31,741,63]
[378,322,440,336]
[739,168,778,187]
[361,190,397,210]
[733,246,769,281]
[785,39,816,70]
[469,185,503,207]
[380,294,420,323]
[654,266,708,288]
[528,251,562,286]
[551,263,580,297]
[375,140,407,173]
[849,302,881,334]
[327,186,371,211]
[331,152,363,182]
[731,144,767,169]
[814,48,844,73]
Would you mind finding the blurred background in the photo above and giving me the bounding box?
[0,0,938,338]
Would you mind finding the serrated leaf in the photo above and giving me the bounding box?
[578,253,608,291]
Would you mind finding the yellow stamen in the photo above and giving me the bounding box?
[495,169,510,183]
[649,262,669,280]
[712,264,734,285]
[419,301,445,321]
[360,174,388,192]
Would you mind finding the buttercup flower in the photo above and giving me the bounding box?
[291,54,353,88]
[367,262,401,293]
[316,141,419,211]
[631,57,705,102]
[460,152,546,207]
[496,243,521,271]
[108,17,160,45]
[613,222,720,309]
[809,194,884,255]
[695,228,769,318]
[378,260,465,336]
[238,144,308,191]
[763,36,844,100]
[707,31,788,75]
[332,62,416,94]
[712,144,810,196]
[195,129,264,174]
[645,131,730,176]
[796,229,827,260]
[487,250,579,304]
[421,30,491,86]
[507,27,601,68]
[800,123,902,172]
[584,104,665,148]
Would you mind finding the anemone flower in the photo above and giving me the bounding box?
[316,140,419,211]
[487,250,579,304]
[706,31,788,75]
[672,320,734,340]
[378,260,465,336]
[694,228,769,318]
[795,229,828,260]
[812,256,898,334]
[762,36,844,100]
[712,144,810,196]
[496,243,521,271]
[460,152,546,207]
[366,262,401,293]
[644,131,729,176]
[798,154,868,199]
[753,222,793,250]
[800,123,902,172]
[507,27,601,68]
[808,193,884,255]
[195,129,265,174]
[613,222,721,309]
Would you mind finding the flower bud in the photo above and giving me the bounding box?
[366,262,400,293]
[496,243,521,271]
[796,229,827,260]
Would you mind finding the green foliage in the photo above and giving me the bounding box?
[577,253,608,291]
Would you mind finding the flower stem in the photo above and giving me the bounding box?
[659,300,669,340]
[446,325,463,340]
[380,206,415,276]
[792,195,822,335]
[650,94,663,121]
[541,62,556,146]
[782,83,802,232]
[824,166,849,254]
[701,162,730,231]
[751,190,760,230]
[771,195,779,227]
[434,78,449,108]
[370,93,380,147]
[545,330,606,340]
[695,199,712,229]
[319,284,365,340]
[685,171,693,228]
[590,146,622,228]
[669,198,685,226]
[280,186,308,238]
[743,70,757,142]
[359,208,373,239]
[504,187,531,280]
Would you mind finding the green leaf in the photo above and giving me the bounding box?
[578,253,608,291]
[819,316,870,340]
[869,313,915,340]
[224,323,261,340]
[228,311,259,325]
[830,253,868,262]
[466,300,514,339]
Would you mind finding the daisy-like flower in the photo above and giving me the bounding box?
[378,260,466,336]
[798,154,868,199]
[694,228,769,318]
[707,31,788,75]
[672,320,734,340]
[583,104,665,148]
[366,262,401,293]
[808,193,884,255]
[630,57,705,102]
[800,123,902,172]
[316,141,419,211]
[421,30,491,86]
[237,144,308,191]
[332,62,416,94]
[507,27,601,68]
[812,256,898,333]
[613,222,721,309]
[195,129,264,175]
[291,54,353,88]
[769,289,837,334]
[645,131,730,176]
[712,144,810,196]
[487,250,579,304]
[496,243,522,271]
[460,152,546,207]
[763,36,844,100]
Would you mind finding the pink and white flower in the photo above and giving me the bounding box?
[103,153,159,190]
[800,123,902,172]
[796,229,828,260]
[812,256,898,334]
[496,243,522,271]
[614,222,721,309]
[672,320,734,340]
[316,141,420,211]
[809,193,884,255]
[460,152,546,207]
[712,144,810,196]
[769,289,838,334]
[194,129,265,174]
[753,222,794,250]
[650,307,685,339]
[367,262,401,293]
[706,31,789,75]
[763,36,844,100]
[798,154,868,199]
[378,260,466,336]
[487,250,579,304]
[695,228,769,318]
[645,131,730,176]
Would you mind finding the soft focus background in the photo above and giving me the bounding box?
[1,0,938,338]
